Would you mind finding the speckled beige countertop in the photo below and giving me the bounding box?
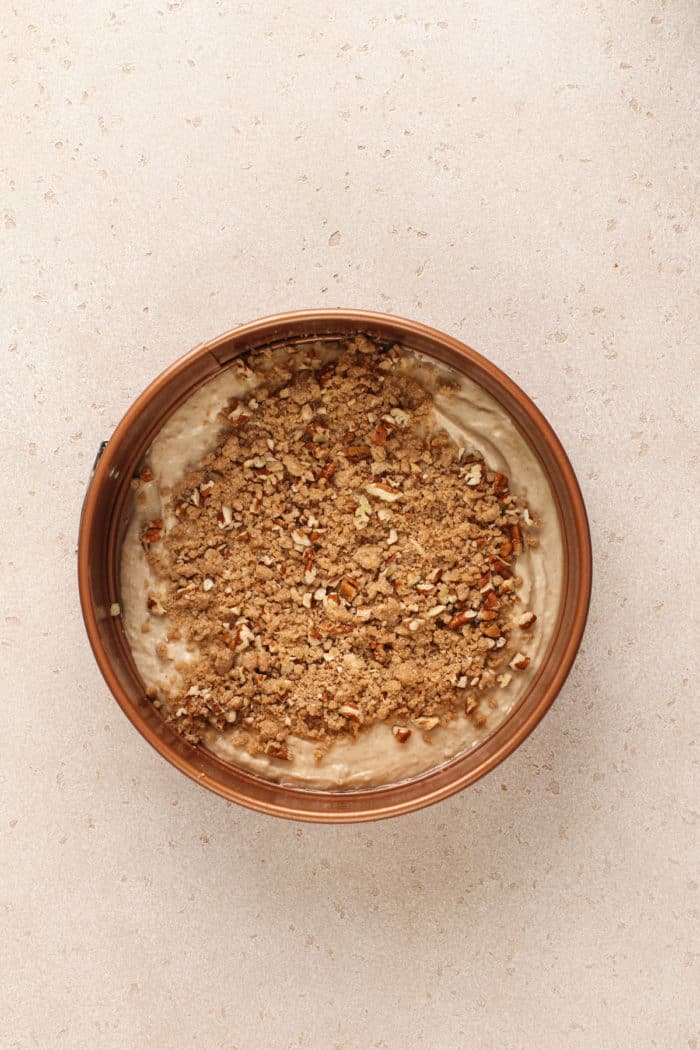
[2,3,698,1048]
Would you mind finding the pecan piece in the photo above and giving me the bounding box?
[339,704,363,723]
[510,524,524,555]
[345,444,372,461]
[371,421,391,445]
[338,577,360,602]
[140,518,164,548]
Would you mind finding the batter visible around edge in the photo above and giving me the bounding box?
[119,338,563,789]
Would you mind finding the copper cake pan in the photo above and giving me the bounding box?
[78,310,592,822]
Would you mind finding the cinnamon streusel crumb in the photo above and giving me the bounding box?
[138,336,538,761]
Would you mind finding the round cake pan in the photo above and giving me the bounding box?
[78,310,592,822]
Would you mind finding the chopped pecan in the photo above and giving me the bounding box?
[345,444,372,461]
[338,577,360,602]
[509,524,524,555]
[140,518,164,548]
[371,421,391,445]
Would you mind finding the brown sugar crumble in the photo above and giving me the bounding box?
[136,336,539,763]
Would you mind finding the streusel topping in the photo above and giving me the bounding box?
[134,336,538,762]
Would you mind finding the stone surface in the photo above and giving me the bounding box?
[2,2,697,1048]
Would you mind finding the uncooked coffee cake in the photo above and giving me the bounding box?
[118,336,562,788]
